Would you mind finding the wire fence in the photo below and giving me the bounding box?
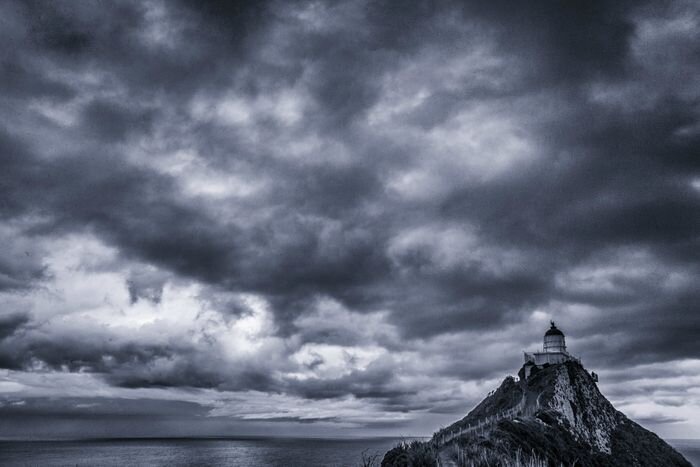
[433,394,535,446]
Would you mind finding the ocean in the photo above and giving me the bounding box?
[670,439,700,467]
[0,437,408,467]
[0,437,697,466]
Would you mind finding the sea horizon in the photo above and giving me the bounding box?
[0,436,410,467]
[0,434,694,442]
[0,437,698,466]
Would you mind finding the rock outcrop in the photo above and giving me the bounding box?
[382,361,691,466]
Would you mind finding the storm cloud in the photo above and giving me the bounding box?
[0,0,698,438]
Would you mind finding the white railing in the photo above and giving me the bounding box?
[433,395,529,446]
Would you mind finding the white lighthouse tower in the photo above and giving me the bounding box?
[543,322,566,353]
[523,322,579,369]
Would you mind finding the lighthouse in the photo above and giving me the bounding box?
[523,322,579,375]
[543,322,566,353]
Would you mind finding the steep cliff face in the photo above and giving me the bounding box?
[537,362,621,454]
[382,361,691,467]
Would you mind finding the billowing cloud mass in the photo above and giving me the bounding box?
[0,0,699,439]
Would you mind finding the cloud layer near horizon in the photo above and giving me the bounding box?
[0,0,699,438]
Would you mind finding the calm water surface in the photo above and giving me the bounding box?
[0,437,409,467]
[0,437,697,466]
[670,439,700,466]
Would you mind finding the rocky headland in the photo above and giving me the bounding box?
[381,361,691,467]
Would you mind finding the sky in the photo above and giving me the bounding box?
[0,0,699,440]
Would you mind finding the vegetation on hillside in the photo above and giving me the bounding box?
[379,362,691,467]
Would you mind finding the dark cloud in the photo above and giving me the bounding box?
[632,413,687,425]
[125,269,168,305]
[0,0,698,436]
[0,241,47,292]
[0,312,29,340]
[468,0,639,81]
[81,99,156,142]
[285,363,412,401]
[0,397,209,419]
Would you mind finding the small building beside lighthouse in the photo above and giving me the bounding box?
[522,322,579,378]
